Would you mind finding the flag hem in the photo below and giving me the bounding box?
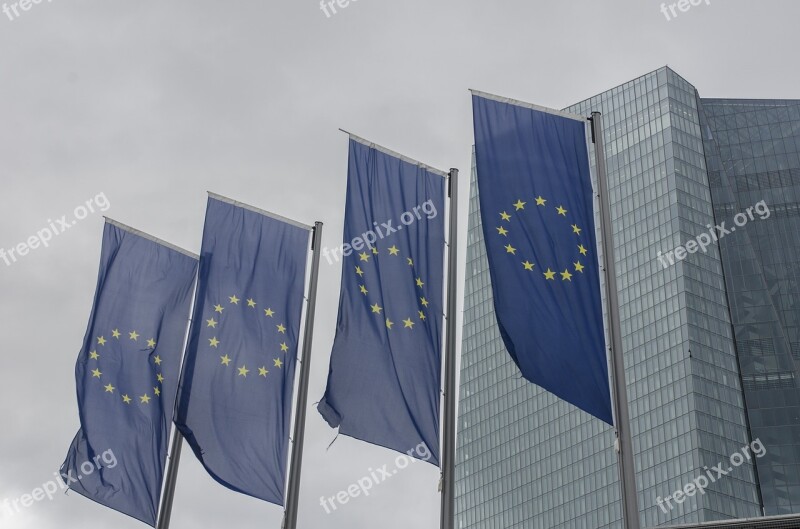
[104,217,199,259]
[207,192,314,231]
[470,89,587,123]
[340,129,450,178]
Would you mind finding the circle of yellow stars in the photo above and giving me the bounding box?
[207,294,288,381]
[355,244,429,330]
[90,329,163,406]
[496,196,589,281]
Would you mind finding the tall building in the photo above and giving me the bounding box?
[455,67,800,529]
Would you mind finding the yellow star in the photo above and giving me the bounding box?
[543,269,556,280]
[574,261,585,273]
[89,350,100,360]
[122,395,132,404]
[556,205,567,216]
[220,354,231,366]
[97,336,106,346]
[264,308,275,317]
[561,269,573,281]
[154,387,161,397]
[355,266,364,276]
[513,199,526,210]
[497,226,509,236]
[238,365,249,377]
[146,338,156,348]
[535,196,546,206]
[247,298,257,308]
[207,317,217,328]
[572,224,582,235]
[215,304,224,313]
[157,373,164,383]
[418,310,426,321]
[416,278,424,288]
[280,342,289,352]
[371,303,383,314]
[500,211,511,221]
[140,394,151,404]
[209,337,220,347]
[403,318,414,329]
[277,324,286,333]
[371,247,378,255]
[578,244,588,256]
[420,297,430,307]
[91,368,102,378]
[104,384,115,393]
[505,244,517,255]
[385,319,394,330]
[359,252,370,262]
[273,358,283,368]
[229,295,240,305]
[359,285,368,295]
[154,355,162,366]
[407,258,413,266]
[388,245,400,256]
[258,366,269,377]
[522,261,535,271]
[111,329,121,339]
[129,331,139,341]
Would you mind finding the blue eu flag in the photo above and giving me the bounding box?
[61,220,198,527]
[318,137,446,465]
[175,194,310,505]
[472,94,613,424]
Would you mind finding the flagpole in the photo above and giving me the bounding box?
[155,432,184,529]
[283,221,324,529]
[156,289,198,529]
[440,168,459,529]
[590,112,641,529]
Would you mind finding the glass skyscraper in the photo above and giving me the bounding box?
[455,67,800,528]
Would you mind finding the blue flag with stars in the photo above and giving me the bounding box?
[61,220,198,527]
[317,137,445,465]
[472,94,613,424]
[175,194,310,505]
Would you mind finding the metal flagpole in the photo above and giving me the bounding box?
[440,168,459,529]
[156,288,198,529]
[590,112,641,529]
[283,221,324,529]
[155,432,184,529]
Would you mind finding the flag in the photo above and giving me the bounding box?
[175,194,310,505]
[317,137,446,465]
[61,220,198,527]
[472,93,613,424]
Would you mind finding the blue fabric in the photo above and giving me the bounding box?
[318,139,446,465]
[175,197,309,506]
[61,222,198,527]
[472,95,613,425]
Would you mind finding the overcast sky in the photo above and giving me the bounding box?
[1,1,798,528]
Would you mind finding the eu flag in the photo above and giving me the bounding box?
[317,137,445,465]
[175,194,310,505]
[472,93,613,424]
[61,220,198,526]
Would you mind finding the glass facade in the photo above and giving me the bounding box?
[698,97,800,516]
[454,67,800,529]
